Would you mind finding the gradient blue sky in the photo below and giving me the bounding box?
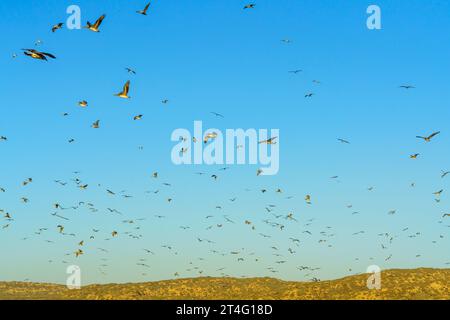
[1,0,449,285]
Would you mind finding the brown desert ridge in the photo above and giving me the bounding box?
[0,268,448,300]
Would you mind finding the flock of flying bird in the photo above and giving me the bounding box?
[1,2,449,284]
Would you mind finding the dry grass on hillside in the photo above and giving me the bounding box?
[0,268,449,300]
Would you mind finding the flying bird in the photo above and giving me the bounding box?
[337,138,350,144]
[125,67,136,75]
[137,3,151,15]
[85,14,106,32]
[204,132,218,144]
[211,112,224,118]
[75,249,83,257]
[416,131,440,142]
[78,100,88,107]
[305,195,312,204]
[115,80,131,99]
[22,49,56,61]
[52,23,64,32]
[92,120,100,129]
[259,137,277,145]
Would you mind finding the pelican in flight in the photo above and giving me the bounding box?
[416,131,440,142]
[137,3,151,15]
[22,49,56,61]
[115,80,131,99]
[84,14,106,32]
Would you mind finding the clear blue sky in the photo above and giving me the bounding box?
[0,0,449,285]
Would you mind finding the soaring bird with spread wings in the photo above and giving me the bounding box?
[416,131,440,142]
[22,49,56,61]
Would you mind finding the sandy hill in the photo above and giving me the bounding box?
[0,268,449,300]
